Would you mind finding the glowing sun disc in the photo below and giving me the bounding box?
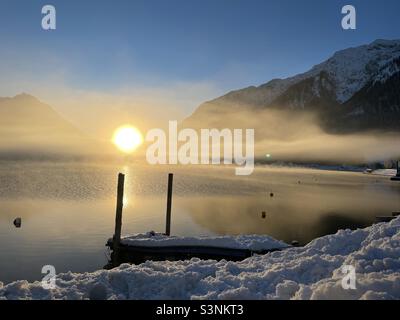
[113,126,143,153]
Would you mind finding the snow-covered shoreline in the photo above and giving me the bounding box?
[1,217,399,300]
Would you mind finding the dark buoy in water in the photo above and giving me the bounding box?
[270,192,274,198]
[13,217,22,228]
[291,240,299,247]
[261,211,266,219]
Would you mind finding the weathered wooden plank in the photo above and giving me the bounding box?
[106,238,284,267]
[376,216,396,223]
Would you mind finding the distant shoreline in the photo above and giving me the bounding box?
[0,155,397,176]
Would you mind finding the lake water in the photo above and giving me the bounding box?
[0,161,399,284]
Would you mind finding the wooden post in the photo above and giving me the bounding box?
[165,173,174,236]
[397,161,400,177]
[391,161,400,181]
[113,173,125,254]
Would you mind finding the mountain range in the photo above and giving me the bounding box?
[184,39,400,133]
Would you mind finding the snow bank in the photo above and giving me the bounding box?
[369,169,397,177]
[119,232,288,251]
[1,218,400,300]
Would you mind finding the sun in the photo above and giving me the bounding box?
[112,125,143,153]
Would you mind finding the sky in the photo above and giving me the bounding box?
[0,0,400,135]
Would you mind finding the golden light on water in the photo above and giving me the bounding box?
[112,125,143,153]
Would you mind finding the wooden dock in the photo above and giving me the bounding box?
[375,212,400,223]
[376,216,396,223]
[105,172,287,269]
[105,238,282,268]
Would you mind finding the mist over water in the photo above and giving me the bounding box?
[184,104,400,164]
[1,94,399,165]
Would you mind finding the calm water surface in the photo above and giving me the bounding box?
[0,161,399,284]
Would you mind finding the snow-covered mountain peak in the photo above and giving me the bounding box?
[216,39,400,107]
[310,39,400,102]
[186,39,400,133]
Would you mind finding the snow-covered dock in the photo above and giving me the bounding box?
[106,233,289,266]
[107,173,289,267]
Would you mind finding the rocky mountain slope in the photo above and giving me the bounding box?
[184,39,400,133]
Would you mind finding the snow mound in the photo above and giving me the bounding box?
[119,232,288,251]
[1,218,400,300]
[370,169,397,177]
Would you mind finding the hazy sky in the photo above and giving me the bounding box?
[1,0,400,134]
